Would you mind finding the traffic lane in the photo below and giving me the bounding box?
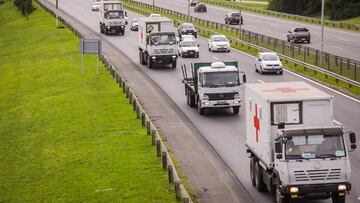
[137,0,360,60]
[48,0,360,202]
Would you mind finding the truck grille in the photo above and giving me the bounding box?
[293,169,341,182]
[109,21,123,26]
[205,93,237,101]
[154,48,175,55]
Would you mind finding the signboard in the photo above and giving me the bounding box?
[80,38,102,76]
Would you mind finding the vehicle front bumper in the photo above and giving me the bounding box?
[106,25,125,33]
[181,50,199,57]
[150,55,177,64]
[201,99,241,108]
[262,66,283,73]
[213,46,230,52]
[281,182,351,200]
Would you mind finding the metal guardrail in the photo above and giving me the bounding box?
[122,0,360,88]
[200,0,360,32]
[35,1,193,202]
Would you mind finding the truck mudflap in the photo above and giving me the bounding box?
[281,182,351,199]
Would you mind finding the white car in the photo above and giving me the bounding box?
[255,52,283,74]
[149,13,161,17]
[92,2,100,11]
[177,39,199,58]
[208,35,230,52]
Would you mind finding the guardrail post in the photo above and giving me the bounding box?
[174,180,181,200]
[132,98,136,111]
[347,59,350,70]
[304,48,306,62]
[168,165,174,183]
[141,112,145,126]
[152,129,156,145]
[340,58,343,70]
[282,41,285,55]
[327,54,330,70]
[291,44,295,58]
[162,151,167,169]
[136,104,140,119]
[355,64,357,81]
[156,140,161,157]
[273,39,276,51]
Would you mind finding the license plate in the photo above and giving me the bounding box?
[217,101,227,105]
[189,52,193,54]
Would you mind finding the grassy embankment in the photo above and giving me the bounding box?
[122,1,360,97]
[0,2,178,202]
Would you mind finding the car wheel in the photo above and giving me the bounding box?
[259,66,263,74]
[227,49,230,53]
[255,64,258,72]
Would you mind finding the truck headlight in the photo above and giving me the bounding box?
[151,56,156,60]
[202,95,209,100]
[195,50,199,52]
[338,184,347,191]
[172,55,177,59]
[202,101,210,106]
[121,25,125,28]
[289,187,299,193]
[234,100,241,104]
[107,26,110,29]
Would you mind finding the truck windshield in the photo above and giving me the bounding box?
[150,34,176,45]
[203,72,239,87]
[285,134,345,160]
[106,11,124,19]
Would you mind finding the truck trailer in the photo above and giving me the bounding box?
[138,16,177,69]
[181,61,246,115]
[245,82,356,203]
[99,1,127,35]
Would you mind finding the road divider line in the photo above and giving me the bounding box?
[257,79,265,84]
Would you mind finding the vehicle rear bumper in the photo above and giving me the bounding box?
[262,67,283,73]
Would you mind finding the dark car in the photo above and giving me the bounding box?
[194,3,207,12]
[190,0,198,6]
[225,12,243,25]
[287,27,311,43]
[178,23,197,38]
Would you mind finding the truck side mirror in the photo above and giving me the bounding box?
[275,142,282,154]
[125,11,128,17]
[197,44,200,47]
[350,132,356,149]
[278,123,285,129]
[242,74,246,83]
[146,37,150,45]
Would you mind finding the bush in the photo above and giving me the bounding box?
[13,0,34,16]
[326,0,360,20]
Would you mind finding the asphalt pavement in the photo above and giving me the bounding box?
[45,0,360,202]
[135,0,360,61]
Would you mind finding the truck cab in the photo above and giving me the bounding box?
[99,1,127,35]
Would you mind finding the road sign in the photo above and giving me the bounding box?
[80,38,102,76]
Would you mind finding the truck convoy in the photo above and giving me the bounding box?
[138,16,177,69]
[245,82,356,203]
[182,61,246,115]
[99,1,127,35]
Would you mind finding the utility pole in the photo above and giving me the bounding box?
[188,0,190,17]
[56,0,59,27]
[239,0,242,40]
[320,0,324,68]
[152,0,155,12]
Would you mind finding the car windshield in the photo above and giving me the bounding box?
[285,134,345,160]
[150,33,176,45]
[231,13,240,17]
[181,41,196,47]
[262,54,279,61]
[183,24,195,29]
[132,18,138,23]
[213,36,227,42]
[197,4,205,7]
[106,11,124,19]
[203,72,239,87]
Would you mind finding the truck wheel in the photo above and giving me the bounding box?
[233,106,239,114]
[255,162,266,192]
[139,51,144,65]
[275,185,289,203]
[197,102,205,115]
[100,24,104,34]
[105,28,108,35]
[189,94,196,107]
[172,61,177,68]
[331,192,345,203]
[147,57,153,69]
[250,157,256,186]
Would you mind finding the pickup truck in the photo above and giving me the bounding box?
[287,27,310,43]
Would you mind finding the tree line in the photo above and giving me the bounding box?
[13,0,34,16]
[268,0,360,20]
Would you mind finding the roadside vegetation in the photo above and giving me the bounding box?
[122,1,360,97]
[0,2,177,202]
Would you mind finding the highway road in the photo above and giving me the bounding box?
[135,0,360,61]
[47,0,360,202]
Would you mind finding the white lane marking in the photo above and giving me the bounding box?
[333,119,342,126]
[257,79,265,84]
[332,45,344,50]
[357,195,360,200]
[338,38,350,42]
[213,56,220,61]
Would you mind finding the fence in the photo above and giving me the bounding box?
[35,0,193,202]
[122,0,360,88]
[200,0,360,32]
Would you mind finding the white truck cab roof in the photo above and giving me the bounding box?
[246,81,331,101]
[199,62,238,73]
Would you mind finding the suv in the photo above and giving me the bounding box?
[178,23,197,38]
[255,52,283,74]
[194,3,207,12]
[177,39,199,58]
[225,12,243,25]
[287,27,310,43]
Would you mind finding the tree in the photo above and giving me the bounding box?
[13,0,34,17]
[326,0,360,20]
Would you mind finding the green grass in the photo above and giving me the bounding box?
[0,2,179,202]
[123,1,360,97]
[341,16,360,25]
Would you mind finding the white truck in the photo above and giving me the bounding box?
[138,16,177,69]
[245,82,356,203]
[181,61,246,115]
[99,1,127,35]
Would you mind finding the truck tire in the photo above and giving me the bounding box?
[139,51,144,65]
[147,56,153,69]
[233,106,239,114]
[189,94,196,107]
[331,192,345,203]
[105,28,108,35]
[197,101,205,115]
[255,161,266,192]
[275,185,289,203]
[100,24,104,34]
[172,61,177,68]
[250,157,256,186]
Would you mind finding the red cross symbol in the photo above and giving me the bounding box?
[253,104,260,143]
[263,87,309,93]
[140,30,144,43]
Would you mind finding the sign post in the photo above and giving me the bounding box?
[80,39,102,77]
